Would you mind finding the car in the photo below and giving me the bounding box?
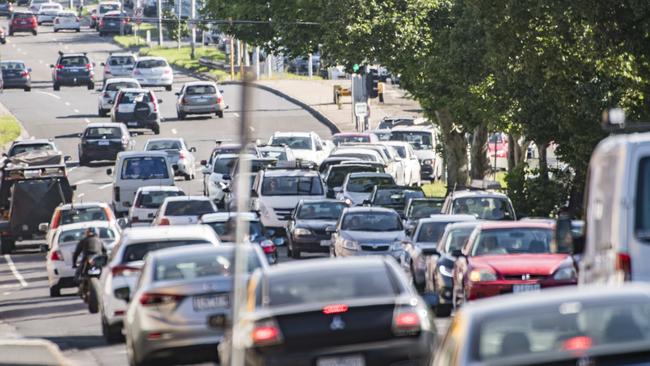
[143,138,197,180]
[52,10,80,32]
[152,196,217,226]
[107,151,175,215]
[365,185,425,217]
[98,10,133,36]
[218,256,436,366]
[40,201,117,247]
[0,60,31,92]
[46,221,120,297]
[122,244,267,365]
[36,2,61,24]
[257,144,296,166]
[286,54,321,75]
[110,88,162,134]
[97,77,141,117]
[370,128,392,141]
[78,123,135,165]
[318,156,361,175]
[9,11,37,36]
[403,197,446,233]
[268,131,330,165]
[28,0,50,14]
[487,132,508,171]
[329,206,408,260]
[422,221,480,316]
[128,186,184,226]
[202,141,260,168]
[98,225,220,343]
[0,1,13,17]
[323,162,385,198]
[175,81,226,119]
[89,8,98,28]
[385,140,422,186]
[441,189,516,220]
[390,126,443,181]
[331,132,379,146]
[100,53,137,83]
[6,138,57,157]
[286,199,349,259]
[252,168,326,232]
[452,221,577,308]
[131,56,173,91]
[434,284,650,366]
[50,52,95,91]
[329,147,386,165]
[378,116,416,129]
[94,1,120,29]
[202,153,249,204]
[336,172,395,206]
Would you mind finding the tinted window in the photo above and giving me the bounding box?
[259,149,287,161]
[213,156,236,174]
[390,131,433,150]
[204,219,263,241]
[341,212,402,231]
[136,59,167,68]
[9,143,53,156]
[99,4,120,13]
[1,62,25,70]
[108,56,135,66]
[407,200,444,218]
[58,227,116,244]
[392,145,407,158]
[185,85,216,95]
[135,190,184,209]
[326,166,383,188]
[270,136,312,150]
[442,227,475,252]
[471,228,558,256]
[261,176,323,196]
[164,200,215,216]
[106,81,139,91]
[120,156,169,180]
[373,189,424,206]
[59,207,108,225]
[14,13,33,18]
[297,202,347,220]
[85,127,122,139]
[146,140,181,151]
[154,250,261,281]
[346,176,394,193]
[60,57,88,67]
[453,197,515,220]
[416,222,451,243]
[121,240,207,263]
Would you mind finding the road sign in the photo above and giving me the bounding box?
[354,102,367,118]
[135,7,143,25]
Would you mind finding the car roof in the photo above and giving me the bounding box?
[419,215,477,223]
[136,56,166,62]
[332,148,381,155]
[263,169,320,177]
[200,212,258,223]
[333,132,374,137]
[182,81,218,87]
[163,195,210,203]
[347,172,392,178]
[117,88,149,93]
[263,256,390,277]
[451,190,509,199]
[12,139,53,146]
[58,202,109,210]
[104,77,138,84]
[477,221,553,230]
[150,243,256,261]
[136,185,183,193]
[344,206,399,214]
[445,221,482,229]
[120,225,218,243]
[85,122,125,129]
[117,150,167,158]
[56,220,114,232]
[272,131,313,137]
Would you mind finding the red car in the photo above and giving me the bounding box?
[452,221,577,307]
[9,11,37,36]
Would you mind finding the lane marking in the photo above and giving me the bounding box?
[99,183,113,190]
[4,255,28,288]
[171,128,177,134]
[233,113,240,117]
[68,166,77,172]
[2,291,11,296]
[38,60,43,64]
[72,179,93,185]
[249,126,255,132]
[36,91,61,99]
[0,283,19,289]
[74,109,80,113]
[16,47,20,52]
[65,102,70,106]
[84,118,91,123]
[77,193,85,198]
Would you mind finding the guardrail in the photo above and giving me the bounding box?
[198,57,226,70]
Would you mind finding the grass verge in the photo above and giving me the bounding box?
[114,35,145,48]
[421,171,509,197]
[139,46,229,80]
[0,115,21,146]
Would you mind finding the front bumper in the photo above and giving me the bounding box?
[467,279,577,300]
[290,233,331,253]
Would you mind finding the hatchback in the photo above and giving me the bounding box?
[143,138,197,179]
[132,57,173,91]
[128,186,185,226]
[175,81,225,119]
[98,10,133,36]
[9,11,37,36]
[78,122,135,165]
[36,2,61,24]
[0,60,31,91]
[152,196,217,226]
[52,10,80,32]
[101,53,137,83]
[97,77,140,116]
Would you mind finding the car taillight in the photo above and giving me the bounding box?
[99,19,104,27]
[159,217,170,225]
[392,306,422,336]
[616,252,632,281]
[164,68,171,74]
[51,211,61,230]
[85,63,92,70]
[216,96,223,104]
[181,97,188,105]
[251,319,283,346]
[139,292,183,306]
[111,265,140,277]
[323,304,348,315]
[56,64,64,69]
[50,250,63,261]
[133,69,141,75]
[259,239,276,254]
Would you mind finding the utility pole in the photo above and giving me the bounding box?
[229,37,235,79]
[156,0,162,46]
[176,0,181,50]
[119,0,124,35]
[189,0,195,59]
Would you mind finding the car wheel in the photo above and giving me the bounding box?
[102,317,124,343]
[53,28,58,32]
[0,238,14,254]
[291,247,301,259]
[79,155,88,166]
[24,86,30,92]
[32,30,37,36]
[53,83,60,91]
[165,85,172,91]
[88,82,94,90]
[99,32,104,37]
[216,110,224,118]
[75,28,80,32]
[49,286,61,297]
[184,173,191,181]
[177,111,185,120]
[152,123,160,135]
[98,108,107,117]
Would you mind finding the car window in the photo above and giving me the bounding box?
[59,207,108,225]
[185,85,216,95]
[9,143,53,156]
[259,149,287,161]
[136,59,167,68]
[1,62,25,70]
[332,152,380,162]
[213,156,236,174]
[121,240,208,263]
[84,127,122,139]
[327,166,382,188]
[135,190,184,209]
[205,219,263,241]
[297,202,347,220]
[416,222,450,243]
[14,13,33,18]
[58,12,76,17]
[442,227,475,252]
[106,81,139,91]
[99,3,119,13]
[453,197,515,220]
[261,176,323,196]
[119,91,152,104]
[58,227,116,244]
[346,176,394,193]
[270,136,312,150]
[120,156,169,180]
[59,57,88,67]
[154,250,261,281]
[373,189,424,206]
[407,200,444,218]
[108,56,135,66]
[634,157,650,241]
[390,131,433,150]
[332,135,371,146]
[470,228,560,256]
[341,212,402,231]
[146,140,181,151]
[164,200,215,216]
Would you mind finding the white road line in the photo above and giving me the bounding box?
[171,128,177,134]
[233,113,240,117]
[36,91,61,99]
[16,47,20,52]
[72,179,93,185]
[68,166,77,172]
[77,193,85,198]
[99,183,113,190]
[74,109,80,113]
[84,118,91,123]
[64,102,70,106]
[2,291,11,296]
[0,283,19,289]
[38,60,43,64]
[4,255,28,288]
[249,126,255,132]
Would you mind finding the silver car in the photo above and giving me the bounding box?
[101,53,137,83]
[122,244,267,366]
[175,81,226,119]
[97,77,140,117]
[132,57,173,91]
[143,138,197,179]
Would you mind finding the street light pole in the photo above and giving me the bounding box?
[156,0,162,46]
[177,0,181,50]
[189,0,195,59]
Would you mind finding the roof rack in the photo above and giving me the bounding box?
[456,179,503,191]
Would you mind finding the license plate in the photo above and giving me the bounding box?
[108,22,116,26]
[127,121,138,126]
[193,294,229,311]
[320,240,331,247]
[19,21,26,24]
[98,141,110,145]
[513,284,541,293]
[317,355,365,366]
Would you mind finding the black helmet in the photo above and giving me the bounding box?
[86,227,97,236]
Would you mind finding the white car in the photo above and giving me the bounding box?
[152,196,217,226]
[203,153,255,205]
[329,147,385,164]
[143,138,197,180]
[99,225,220,342]
[268,131,330,165]
[128,186,185,226]
[336,172,395,206]
[52,11,80,32]
[46,221,120,297]
[258,144,296,166]
[97,78,140,117]
[36,2,62,24]
[132,57,173,91]
[385,141,421,186]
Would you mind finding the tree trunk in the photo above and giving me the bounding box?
[470,122,489,179]
[435,108,469,193]
[537,141,549,180]
[508,133,527,171]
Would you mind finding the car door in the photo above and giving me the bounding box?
[406,145,421,185]
[176,85,184,110]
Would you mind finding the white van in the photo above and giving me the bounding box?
[107,151,174,215]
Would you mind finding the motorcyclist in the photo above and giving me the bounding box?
[72,227,106,278]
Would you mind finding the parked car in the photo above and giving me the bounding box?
[78,122,134,165]
[36,2,61,24]
[98,10,132,36]
[144,138,197,180]
[336,172,395,206]
[52,10,80,32]
[51,52,95,91]
[176,81,226,119]
[128,186,184,226]
[441,190,516,220]
[101,52,137,83]
[9,11,37,36]
[131,56,173,91]
[152,196,217,226]
[110,88,162,134]
[268,131,330,165]
[0,60,31,91]
[97,77,141,117]
[287,199,349,259]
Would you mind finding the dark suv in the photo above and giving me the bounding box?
[78,122,134,165]
[9,11,37,36]
[50,52,95,91]
[110,88,162,134]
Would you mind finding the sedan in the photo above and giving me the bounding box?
[152,196,217,226]
[36,2,61,24]
[128,186,185,226]
[176,81,226,119]
[144,138,197,180]
[0,1,13,17]
[123,244,267,366]
[287,199,349,258]
[0,60,31,91]
[132,56,173,91]
[366,184,425,217]
[98,10,133,36]
[53,11,80,32]
[97,77,140,117]
[452,221,577,308]
[78,122,135,165]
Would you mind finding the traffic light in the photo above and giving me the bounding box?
[366,68,379,98]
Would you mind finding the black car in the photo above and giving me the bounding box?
[78,122,134,165]
[1,60,31,91]
[317,156,359,175]
[218,257,436,366]
[51,52,95,90]
[323,162,385,198]
[403,197,445,233]
[287,199,349,258]
[366,185,425,217]
[378,116,415,130]
[0,1,13,17]
[98,10,133,36]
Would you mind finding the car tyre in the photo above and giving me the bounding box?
[291,247,301,259]
[0,238,14,254]
[32,30,37,36]
[216,110,224,118]
[152,123,160,135]
[49,286,61,297]
[98,108,107,117]
[184,173,191,181]
[165,84,172,91]
[434,303,452,318]
[88,82,94,90]
[79,155,88,166]
[24,86,30,92]
[99,31,104,37]
[87,278,100,313]
[53,83,60,91]
[53,28,58,32]
[75,28,80,32]
[177,111,186,120]
[102,317,124,343]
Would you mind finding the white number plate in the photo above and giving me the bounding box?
[98,141,110,145]
[317,355,364,366]
[513,284,541,293]
[193,294,229,311]
[127,121,138,126]
[320,240,331,247]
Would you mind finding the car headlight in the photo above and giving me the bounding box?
[553,266,577,281]
[391,241,404,251]
[293,228,312,237]
[469,268,497,282]
[341,239,359,251]
[439,265,453,277]
[422,159,433,165]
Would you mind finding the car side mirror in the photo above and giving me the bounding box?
[100,62,105,66]
[157,99,163,103]
[189,147,196,152]
[106,168,113,175]
[325,225,336,234]
[555,214,583,254]
[174,92,180,96]
[219,89,224,94]
[49,64,54,68]
[70,185,77,191]
[225,105,230,109]
[38,222,49,233]
[117,217,129,229]
[451,249,464,258]
[114,286,130,302]
[200,160,208,166]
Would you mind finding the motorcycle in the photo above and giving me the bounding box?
[76,254,107,314]
[0,29,6,45]
[258,231,285,265]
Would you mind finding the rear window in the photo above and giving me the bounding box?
[59,56,88,67]
[154,249,261,281]
[267,266,398,306]
[120,156,169,180]
[390,131,433,150]
[121,240,208,263]
[407,199,444,218]
[85,127,122,139]
[108,56,135,66]
[164,200,215,216]
[58,227,116,244]
[136,59,167,68]
[119,91,152,104]
[332,135,371,145]
[1,62,26,70]
[14,13,33,18]
[270,136,312,150]
[259,149,287,161]
[471,228,559,256]
[333,153,379,162]
[106,81,139,91]
[346,176,394,193]
[99,3,120,13]
[212,156,236,174]
[59,207,108,225]
[442,227,475,252]
[262,175,324,196]
[186,85,216,95]
[297,201,347,220]
[9,143,53,156]
[373,189,424,206]
[326,166,383,188]
[135,190,184,209]
[146,140,181,151]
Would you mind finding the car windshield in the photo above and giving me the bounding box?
[186,85,216,95]
[164,200,215,216]
[407,200,444,218]
[1,62,25,71]
[85,127,122,139]
[121,240,208,263]
[346,176,394,193]
[10,143,53,156]
[108,56,135,66]
[205,219,263,241]
[119,91,152,104]
[135,190,184,209]
[326,166,383,188]
[332,152,379,162]
[58,227,116,244]
[262,176,324,196]
[106,81,139,91]
[266,266,397,306]
[99,4,119,13]
[373,188,424,206]
[475,302,650,363]
[259,149,287,161]
[332,135,371,145]
[453,197,515,220]
[213,156,236,174]
[390,131,433,150]
[121,156,169,180]
[297,201,347,220]
[270,136,312,150]
[341,212,403,231]
[60,57,88,67]
[442,227,475,252]
[154,249,261,281]
[471,228,561,256]
[416,222,451,243]
[146,140,181,151]
[136,59,167,68]
[59,207,108,225]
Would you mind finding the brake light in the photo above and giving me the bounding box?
[323,304,348,315]
[181,97,188,105]
[159,217,170,225]
[392,306,421,336]
[563,336,592,352]
[259,240,276,254]
[164,68,171,74]
[616,252,632,281]
[99,19,104,27]
[20,71,29,78]
[217,96,223,104]
[139,292,183,306]
[56,64,64,69]
[110,265,140,277]
[251,320,282,346]
[50,250,63,261]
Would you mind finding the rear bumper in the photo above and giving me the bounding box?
[81,146,124,161]
[3,79,30,88]
[134,324,223,363]
[135,76,173,87]
[10,25,36,32]
[54,23,80,29]
[179,104,223,114]
[55,75,93,86]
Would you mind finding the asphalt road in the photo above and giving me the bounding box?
[0,16,450,365]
